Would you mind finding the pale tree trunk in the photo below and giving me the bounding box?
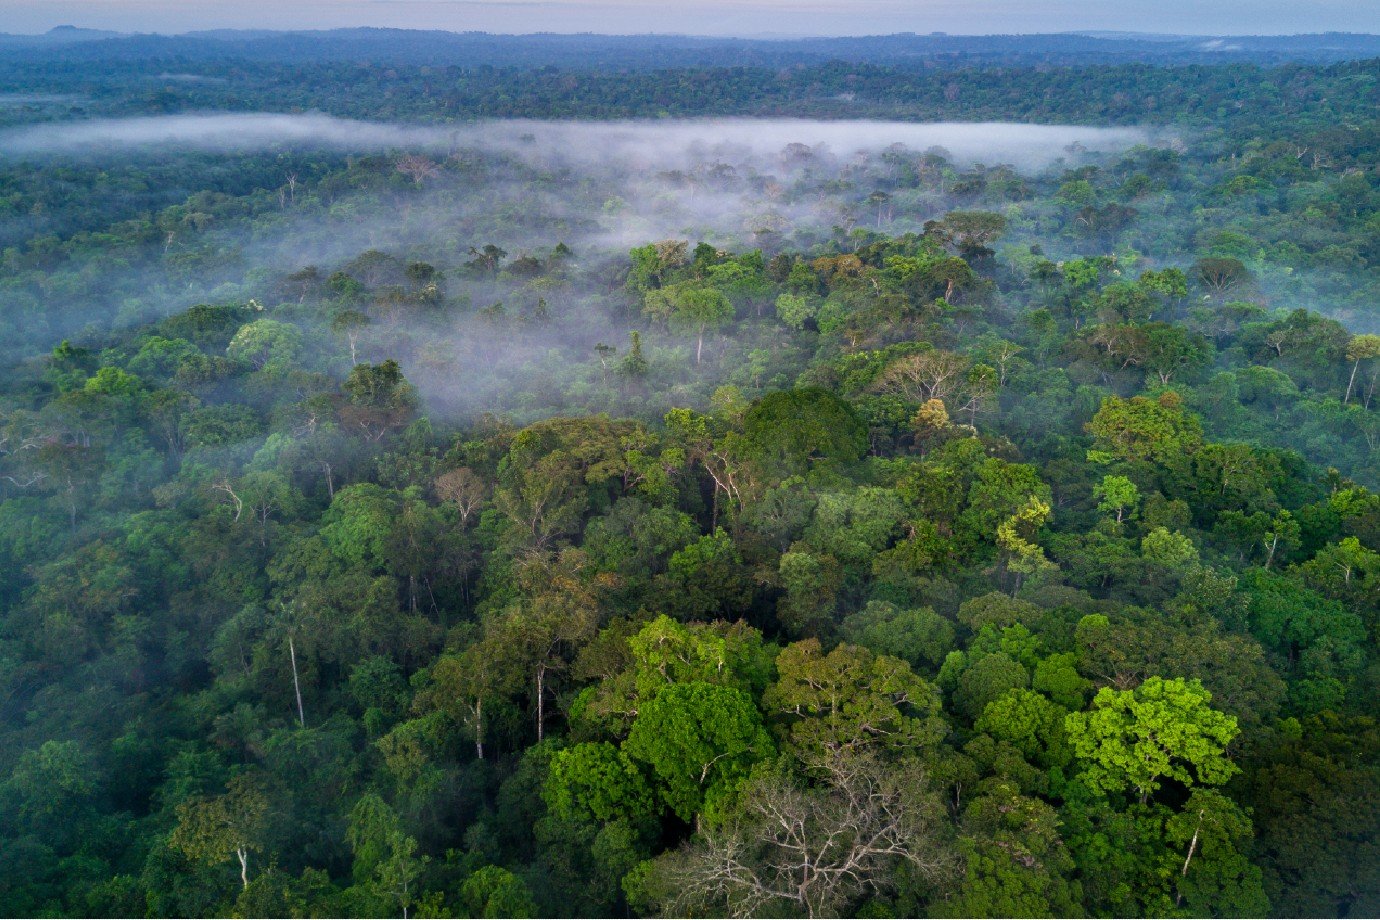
[474,698,485,760]
[1345,359,1360,403]
[289,636,305,728]
[1175,809,1206,907]
[237,846,249,889]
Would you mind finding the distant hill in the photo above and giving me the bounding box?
[1,27,1380,69]
[0,25,123,46]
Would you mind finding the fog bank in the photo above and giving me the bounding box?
[0,113,1154,171]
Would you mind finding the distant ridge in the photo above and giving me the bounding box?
[2,27,1380,68]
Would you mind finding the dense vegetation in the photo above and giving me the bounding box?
[3,33,1380,919]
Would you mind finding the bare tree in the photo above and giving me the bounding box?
[435,467,488,528]
[640,753,955,918]
[395,155,440,187]
[871,349,971,405]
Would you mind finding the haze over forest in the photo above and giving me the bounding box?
[2,19,1380,920]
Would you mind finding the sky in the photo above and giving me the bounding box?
[2,0,1379,38]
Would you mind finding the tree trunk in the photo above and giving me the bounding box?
[1346,359,1360,403]
[237,846,249,889]
[535,666,546,742]
[289,636,305,728]
[475,698,485,760]
[1176,809,1205,907]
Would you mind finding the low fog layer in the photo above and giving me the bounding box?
[1,111,1170,419]
[0,113,1152,171]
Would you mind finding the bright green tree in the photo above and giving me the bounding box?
[1065,677,1239,804]
[623,681,772,820]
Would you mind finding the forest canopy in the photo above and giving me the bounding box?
[2,29,1380,920]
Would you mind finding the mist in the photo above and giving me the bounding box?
[0,113,1153,172]
[0,112,1167,419]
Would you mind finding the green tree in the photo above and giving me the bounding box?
[347,793,426,918]
[764,639,946,759]
[1065,677,1239,804]
[544,742,656,826]
[169,773,271,889]
[1086,391,1203,464]
[623,681,772,820]
[1344,334,1380,403]
[644,284,734,365]
[934,782,1080,918]
[459,866,538,918]
[1094,474,1140,524]
[840,600,955,673]
[226,318,302,372]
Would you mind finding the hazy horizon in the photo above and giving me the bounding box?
[4,0,1380,39]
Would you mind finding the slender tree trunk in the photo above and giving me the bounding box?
[237,847,249,889]
[1176,809,1206,907]
[1346,359,1360,403]
[289,636,305,728]
[696,330,704,365]
[475,698,485,760]
[535,666,545,742]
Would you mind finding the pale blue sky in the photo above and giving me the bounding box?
[4,0,1379,37]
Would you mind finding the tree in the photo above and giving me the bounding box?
[840,600,955,673]
[775,292,817,330]
[933,783,1080,918]
[661,527,754,621]
[1344,334,1380,403]
[493,416,640,549]
[340,359,419,441]
[1142,323,1212,384]
[394,154,439,186]
[995,496,1057,591]
[939,210,1007,258]
[1094,474,1140,524]
[169,773,271,889]
[623,681,772,820]
[1165,789,1269,916]
[644,284,734,365]
[434,466,487,528]
[764,639,946,759]
[871,348,971,405]
[1194,257,1250,298]
[347,793,426,918]
[740,388,867,481]
[459,866,538,919]
[5,739,96,828]
[544,741,656,826]
[634,754,953,918]
[1086,392,1204,464]
[618,330,649,379]
[226,319,302,372]
[575,615,775,737]
[775,548,843,637]
[1065,677,1239,804]
[492,556,602,742]
[973,689,1071,769]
